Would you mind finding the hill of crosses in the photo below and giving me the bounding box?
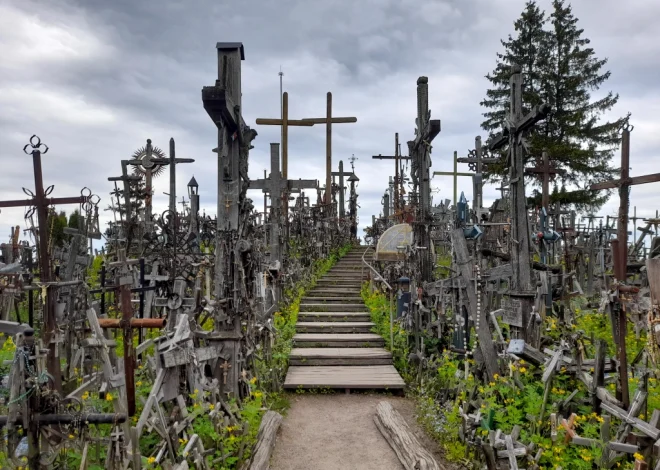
[1,7,660,470]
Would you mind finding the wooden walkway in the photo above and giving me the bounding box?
[284,247,405,390]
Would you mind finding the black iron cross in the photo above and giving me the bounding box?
[0,136,89,391]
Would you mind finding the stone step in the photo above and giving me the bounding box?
[299,303,368,312]
[296,322,374,334]
[301,296,363,303]
[298,312,371,322]
[293,333,385,348]
[289,347,392,366]
[315,280,363,287]
[284,365,404,389]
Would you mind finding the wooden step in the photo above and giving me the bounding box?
[298,312,371,322]
[283,365,404,389]
[305,290,362,297]
[289,348,392,366]
[293,333,384,348]
[315,280,364,286]
[301,296,363,303]
[296,322,374,334]
[299,303,368,312]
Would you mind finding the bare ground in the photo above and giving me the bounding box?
[270,393,454,470]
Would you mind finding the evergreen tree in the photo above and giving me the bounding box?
[47,210,68,248]
[480,0,627,211]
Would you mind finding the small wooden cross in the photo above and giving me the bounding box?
[220,360,232,385]
[525,150,564,209]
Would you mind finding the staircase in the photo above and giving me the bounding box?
[283,247,405,391]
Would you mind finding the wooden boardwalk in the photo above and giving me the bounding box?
[284,247,405,390]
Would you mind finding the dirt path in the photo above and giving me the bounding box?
[270,393,448,470]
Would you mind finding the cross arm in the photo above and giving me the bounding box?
[288,179,317,190]
[591,173,660,191]
[255,118,314,126]
[108,175,141,182]
[433,171,474,177]
[0,195,88,209]
[412,120,441,148]
[371,155,412,160]
[301,117,357,124]
[515,104,551,134]
[457,157,499,164]
[249,179,268,190]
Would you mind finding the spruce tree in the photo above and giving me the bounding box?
[480,0,627,210]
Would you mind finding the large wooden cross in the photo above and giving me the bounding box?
[165,138,195,215]
[301,92,357,205]
[489,64,550,342]
[331,160,353,218]
[249,143,317,271]
[525,150,564,209]
[372,133,412,218]
[433,151,474,207]
[104,249,165,415]
[0,136,90,391]
[590,124,660,408]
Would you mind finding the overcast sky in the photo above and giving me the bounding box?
[1,0,659,246]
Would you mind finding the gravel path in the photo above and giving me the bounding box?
[270,393,448,470]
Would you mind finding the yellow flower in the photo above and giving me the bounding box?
[250,377,257,385]
[634,453,644,461]
[147,456,156,464]
[493,373,500,380]
[105,393,113,402]
[68,434,75,439]
[81,392,89,400]
[209,404,215,410]
[136,381,142,387]
[489,382,495,387]
[519,367,527,373]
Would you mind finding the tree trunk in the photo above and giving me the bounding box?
[374,401,444,470]
[242,410,283,470]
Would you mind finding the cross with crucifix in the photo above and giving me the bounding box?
[250,143,317,277]
[372,132,412,220]
[489,64,550,342]
[301,92,358,206]
[0,136,90,391]
[104,249,166,415]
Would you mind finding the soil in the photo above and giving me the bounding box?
[269,392,456,470]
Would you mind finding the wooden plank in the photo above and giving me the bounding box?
[290,347,392,366]
[298,312,370,322]
[293,333,383,341]
[283,365,405,389]
[295,322,374,334]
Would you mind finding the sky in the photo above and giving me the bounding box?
[1,0,659,247]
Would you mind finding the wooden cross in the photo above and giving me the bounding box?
[301,92,358,205]
[107,160,141,223]
[256,92,315,216]
[128,139,169,225]
[0,136,90,391]
[165,138,195,215]
[489,64,550,342]
[457,136,499,211]
[250,143,316,270]
[372,133,412,218]
[220,360,232,385]
[331,160,354,218]
[525,150,564,209]
[590,124,660,408]
[433,151,474,207]
[104,249,165,415]
[153,277,196,331]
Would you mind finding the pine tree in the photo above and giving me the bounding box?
[480,0,627,210]
[536,0,627,210]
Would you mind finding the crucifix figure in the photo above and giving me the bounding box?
[301,92,358,206]
[489,64,550,342]
[128,139,170,227]
[0,136,90,391]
